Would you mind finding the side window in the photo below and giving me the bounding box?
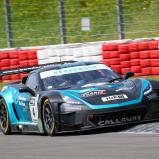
[26,73,38,91]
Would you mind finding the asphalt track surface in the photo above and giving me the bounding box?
[0,124,159,159]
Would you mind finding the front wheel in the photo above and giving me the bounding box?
[0,99,11,135]
[42,99,56,136]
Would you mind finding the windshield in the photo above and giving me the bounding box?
[41,64,120,90]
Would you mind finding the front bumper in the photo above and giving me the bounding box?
[58,98,159,132]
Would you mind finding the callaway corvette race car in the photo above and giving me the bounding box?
[0,61,159,136]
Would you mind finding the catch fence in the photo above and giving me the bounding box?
[0,0,159,48]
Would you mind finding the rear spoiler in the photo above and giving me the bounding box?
[0,61,76,77]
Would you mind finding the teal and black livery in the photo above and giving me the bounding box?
[0,61,159,136]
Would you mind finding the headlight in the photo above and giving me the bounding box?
[61,96,89,112]
[61,103,84,112]
[144,84,152,95]
[62,96,82,105]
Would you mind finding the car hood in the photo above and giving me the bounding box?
[57,78,149,108]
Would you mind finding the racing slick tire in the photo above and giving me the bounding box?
[0,99,11,135]
[42,99,56,136]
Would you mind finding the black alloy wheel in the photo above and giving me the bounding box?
[0,99,11,135]
[42,99,56,136]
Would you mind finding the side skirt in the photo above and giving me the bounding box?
[11,123,42,134]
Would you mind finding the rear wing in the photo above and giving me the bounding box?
[0,61,76,77]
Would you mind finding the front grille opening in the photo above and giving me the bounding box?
[88,108,147,127]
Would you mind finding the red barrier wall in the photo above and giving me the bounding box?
[0,49,38,82]
[102,40,159,76]
[1,39,159,83]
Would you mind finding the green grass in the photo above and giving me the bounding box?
[0,83,4,90]
[144,76,159,81]
[0,0,159,48]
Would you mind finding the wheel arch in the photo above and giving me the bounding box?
[38,93,63,134]
[38,92,64,130]
[39,91,64,112]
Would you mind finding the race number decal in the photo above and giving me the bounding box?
[101,94,128,102]
[29,95,39,123]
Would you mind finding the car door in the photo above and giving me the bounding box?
[14,73,39,123]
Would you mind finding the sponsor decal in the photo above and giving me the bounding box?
[19,96,27,101]
[19,101,26,107]
[101,94,128,102]
[98,115,141,126]
[18,96,27,107]
[115,87,133,92]
[81,90,107,97]
[40,64,111,79]
[29,95,39,123]
[82,82,107,88]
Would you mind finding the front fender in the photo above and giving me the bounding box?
[38,91,63,109]
[37,91,64,133]
[38,91,63,117]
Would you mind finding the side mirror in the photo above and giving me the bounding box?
[22,76,28,84]
[123,72,134,80]
[19,86,36,96]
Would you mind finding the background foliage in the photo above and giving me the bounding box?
[0,0,158,48]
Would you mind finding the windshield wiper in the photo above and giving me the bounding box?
[54,85,72,90]
[108,77,123,83]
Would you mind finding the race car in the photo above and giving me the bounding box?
[0,61,159,136]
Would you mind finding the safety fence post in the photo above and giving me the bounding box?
[4,0,13,48]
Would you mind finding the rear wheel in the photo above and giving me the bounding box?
[42,99,56,136]
[0,99,11,135]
